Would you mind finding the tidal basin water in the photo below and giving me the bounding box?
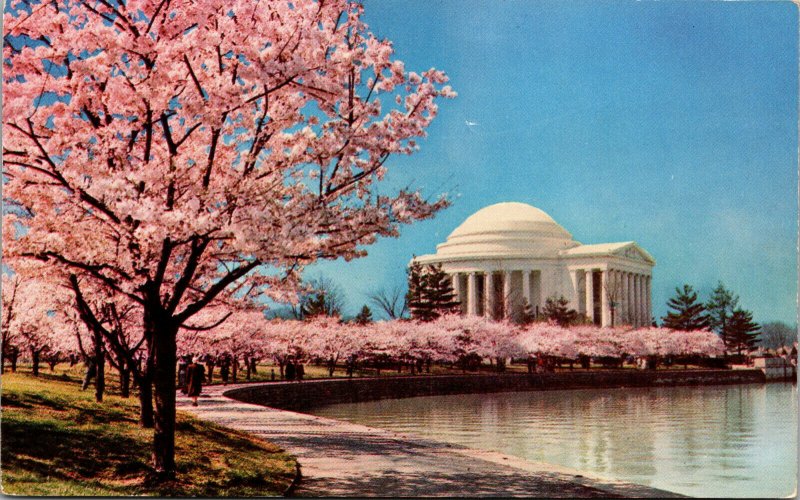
[313,382,797,497]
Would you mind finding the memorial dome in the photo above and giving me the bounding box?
[432,202,579,259]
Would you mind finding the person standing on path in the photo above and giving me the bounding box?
[186,357,205,406]
[177,355,190,394]
[219,355,230,385]
[285,359,296,381]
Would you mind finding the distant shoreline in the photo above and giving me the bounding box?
[222,368,771,412]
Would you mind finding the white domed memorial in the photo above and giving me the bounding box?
[414,202,655,327]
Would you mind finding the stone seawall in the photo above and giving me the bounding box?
[223,369,766,411]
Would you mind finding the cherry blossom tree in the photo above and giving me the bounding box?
[1,273,23,373]
[4,0,454,475]
[4,275,63,376]
[304,316,359,376]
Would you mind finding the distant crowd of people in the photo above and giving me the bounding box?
[175,354,307,406]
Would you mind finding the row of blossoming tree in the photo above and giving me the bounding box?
[3,0,456,477]
[176,313,726,376]
[1,283,725,384]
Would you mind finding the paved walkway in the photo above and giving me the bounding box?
[177,382,683,497]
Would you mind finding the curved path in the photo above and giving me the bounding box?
[177,381,684,497]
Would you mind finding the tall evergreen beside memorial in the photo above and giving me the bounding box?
[407,262,460,321]
[662,284,711,331]
[706,282,740,334]
[722,309,761,355]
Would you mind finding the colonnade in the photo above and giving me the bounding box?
[450,268,652,328]
[570,268,652,328]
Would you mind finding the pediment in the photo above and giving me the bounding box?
[614,244,655,265]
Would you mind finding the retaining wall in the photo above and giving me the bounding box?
[224,369,767,412]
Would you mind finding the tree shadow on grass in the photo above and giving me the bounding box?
[1,417,150,484]
[4,392,71,412]
[176,419,272,454]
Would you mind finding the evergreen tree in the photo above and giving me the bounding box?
[300,292,335,318]
[354,305,373,325]
[407,263,460,322]
[662,284,710,331]
[298,276,344,319]
[423,263,461,317]
[406,261,432,321]
[516,299,537,325]
[706,281,739,335]
[542,295,578,327]
[723,309,761,355]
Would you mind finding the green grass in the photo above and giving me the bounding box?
[1,370,297,496]
[215,359,715,385]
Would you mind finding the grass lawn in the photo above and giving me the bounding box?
[212,359,717,385]
[1,369,297,496]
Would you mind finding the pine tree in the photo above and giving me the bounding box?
[406,261,432,321]
[517,299,537,325]
[300,292,334,318]
[542,295,579,327]
[723,309,761,356]
[407,263,460,322]
[661,284,710,331]
[297,276,344,319]
[423,264,461,317]
[354,305,373,325]
[706,281,739,335]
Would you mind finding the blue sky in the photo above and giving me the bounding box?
[308,0,798,325]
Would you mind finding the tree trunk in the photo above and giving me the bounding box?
[149,317,178,478]
[31,348,40,376]
[206,360,215,383]
[1,346,5,374]
[93,330,105,403]
[231,357,238,383]
[119,363,131,398]
[10,348,18,372]
[138,376,154,428]
[133,361,154,428]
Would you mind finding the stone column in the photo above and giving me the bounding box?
[639,274,650,326]
[630,274,638,326]
[616,271,630,325]
[452,274,462,314]
[636,274,644,326]
[522,270,531,308]
[601,270,611,327]
[569,269,580,313]
[645,276,653,325]
[585,270,594,324]
[467,272,478,316]
[485,272,496,319]
[627,273,634,325]
[503,271,512,319]
[628,273,635,325]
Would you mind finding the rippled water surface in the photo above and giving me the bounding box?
[313,382,797,497]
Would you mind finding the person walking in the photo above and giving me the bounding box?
[177,355,190,394]
[186,357,205,406]
[285,359,296,381]
[219,355,230,385]
[81,358,97,391]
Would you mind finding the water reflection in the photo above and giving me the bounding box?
[313,383,797,498]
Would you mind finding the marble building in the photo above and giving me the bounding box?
[414,202,655,327]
